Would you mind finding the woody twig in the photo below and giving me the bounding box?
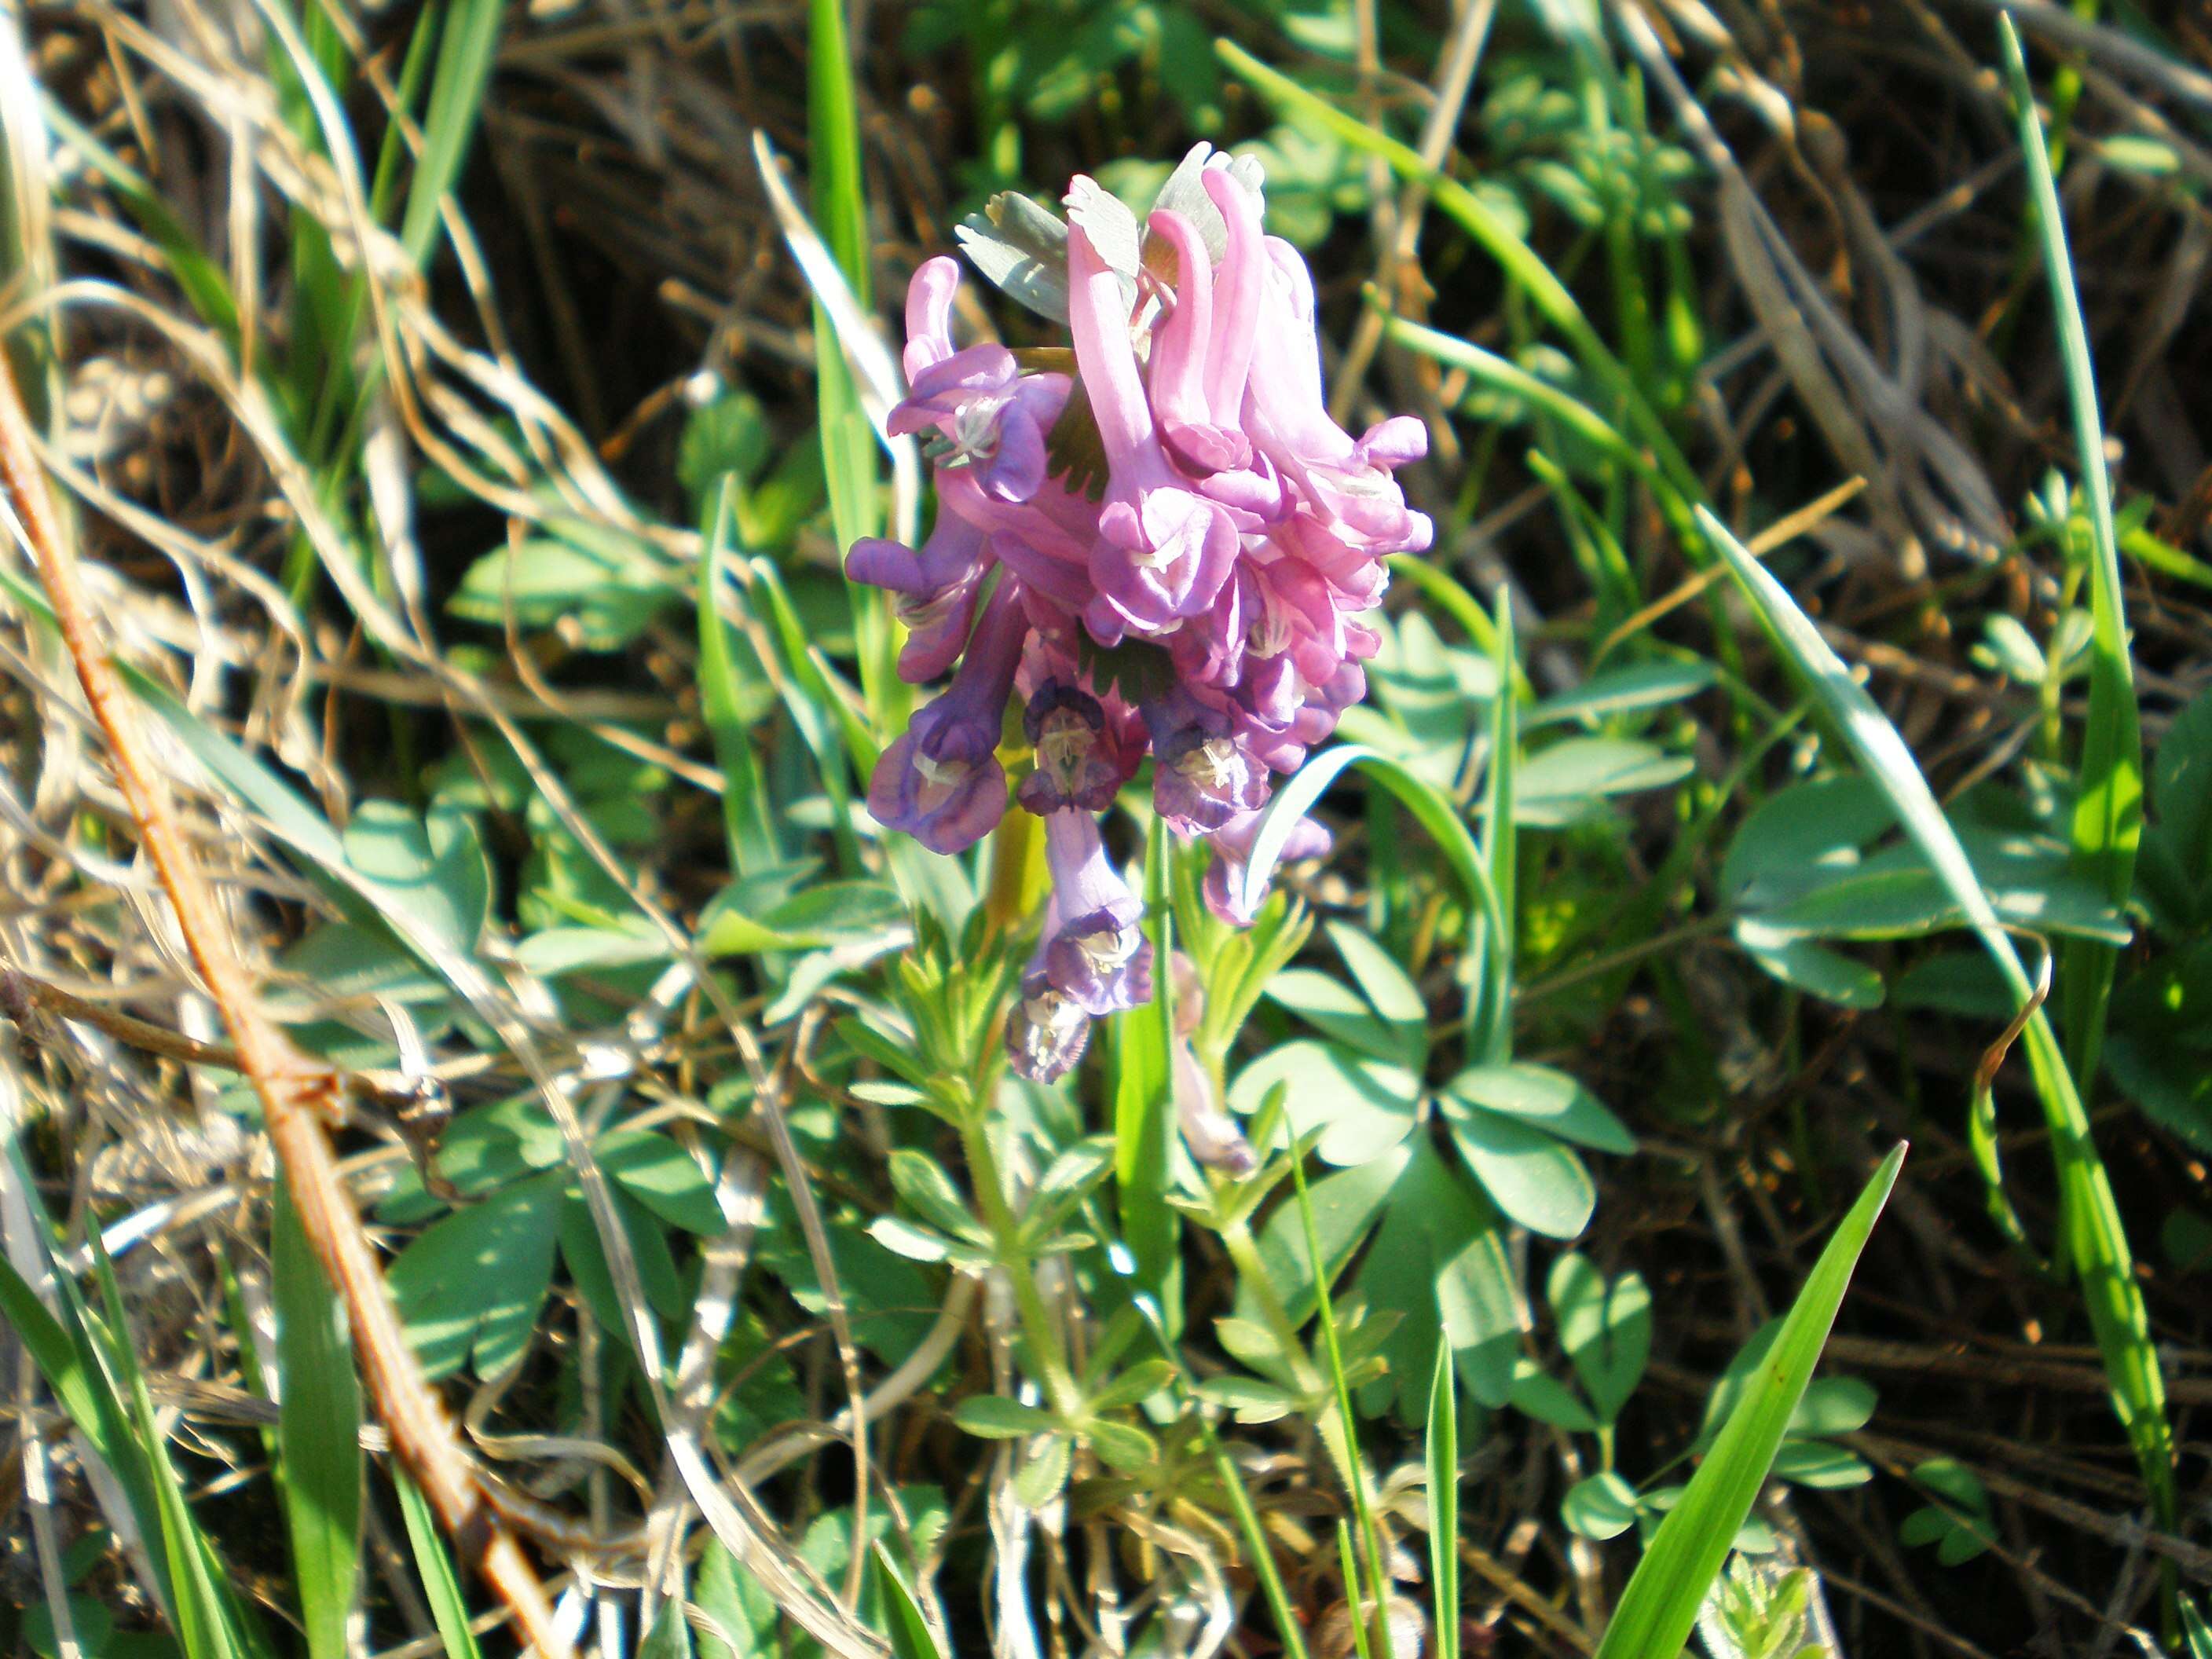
[0,344,573,1657]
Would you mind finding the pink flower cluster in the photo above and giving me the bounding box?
[848,152,1430,1102]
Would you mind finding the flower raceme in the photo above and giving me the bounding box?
[849,148,1430,1103]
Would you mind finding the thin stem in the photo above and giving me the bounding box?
[956,1106,1081,1417]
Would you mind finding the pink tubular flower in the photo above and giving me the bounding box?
[856,147,1428,1071]
[1065,201,1240,643]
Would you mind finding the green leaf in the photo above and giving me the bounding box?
[1508,1359,1599,1432]
[272,1182,361,1659]
[1550,1253,1651,1424]
[1233,1146,1410,1331]
[1733,925,1886,1009]
[1563,1472,1641,1540]
[1083,1416,1160,1471]
[1325,921,1430,1061]
[698,878,906,956]
[1514,737,1694,826]
[2140,687,2212,932]
[950,1396,1057,1439]
[888,1148,983,1242]
[384,1171,563,1380]
[1590,1144,1902,1659]
[1229,1041,1420,1168]
[1266,969,1419,1067]
[1360,1141,1520,1417]
[1444,1064,1635,1154]
[1529,661,1719,727]
[1441,1103,1596,1239]
[448,522,678,649]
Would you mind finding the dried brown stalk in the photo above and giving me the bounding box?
[0,345,573,1657]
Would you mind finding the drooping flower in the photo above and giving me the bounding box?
[866,582,1024,854]
[1144,687,1269,836]
[1005,903,1093,1083]
[1039,808,1152,1016]
[847,514,991,683]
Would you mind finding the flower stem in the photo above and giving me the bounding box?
[958,1104,1081,1417]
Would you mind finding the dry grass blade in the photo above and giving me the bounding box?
[0,340,571,1656]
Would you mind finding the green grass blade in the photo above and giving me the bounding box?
[1427,1342,1461,1659]
[1293,1146,1393,1659]
[1114,816,1179,1310]
[1474,591,1517,1061]
[1379,313,1651,484]
[807,0,895,727]
[698,482,782,877]
[87,1242,263,1659]
[0,1240,176,1617]
[272,1181,362,1659]
[1998,18,2142,1095]
[399,0,503,267]
[38,99,240,348]
[394,1469,485,1659]
[1704,504,2174,1527]
[1593,1145,1903,1659]
[873,1544,950,1659]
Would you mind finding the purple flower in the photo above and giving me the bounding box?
[866,583,1025,854]
[1039,808,1152,1014]
[1017,679,1137,815]
[1203,808,1333,927]
[888,263,1068,505]
[1005,914,1093,1082]
[846,515,991,683]
[1144,688,1269,837]
[1064,204,1240,643]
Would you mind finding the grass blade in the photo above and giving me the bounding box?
[806,0,897,727]
[394,1469,486,1659]
[698,481,782,877]
[873,1544,950,1659]
[1998,17,2143,1095]
[273,1180,362,1659]
[1293,1145,1393,1659]
[1427,1342,1461,1659]
[1240,745,1507,1023]
[398,0,503,267]
[1473,591,1517,1062]
[1593,1145,1903,1659]
[1215,40,1704,522]
[1114,815,1179,1311]
[1704,504,2174,1529]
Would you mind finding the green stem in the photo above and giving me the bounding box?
[1218,1220,1324,1397]
[957,1107,1080,1417]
